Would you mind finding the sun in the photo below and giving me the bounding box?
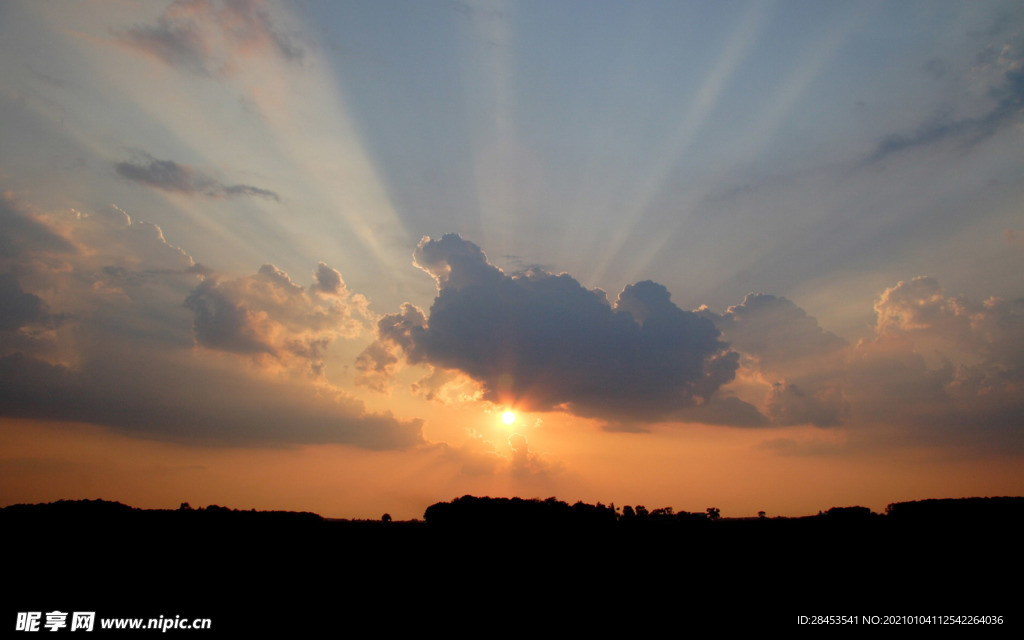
[501,411,516,426]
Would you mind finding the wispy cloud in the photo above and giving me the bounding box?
[115,155,280,201]
[868,34,1024,162]
[113,0,305,77]
[436,430,561,479]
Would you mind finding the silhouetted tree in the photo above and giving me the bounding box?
[823,506,874,521]
[758,511,766,520]
[706,507,721,520]
[381,513,392,523]
[650,507,675,523]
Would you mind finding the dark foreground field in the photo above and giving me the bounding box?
[4,496,1020,634]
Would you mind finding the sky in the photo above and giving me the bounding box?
[1,0,1022,520]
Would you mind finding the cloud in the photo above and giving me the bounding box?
[0,272,62,337]
[409,368,483,404]
[437,431,504,476]
[0,274,51,333]
[0,191,421,449]
[867,276,1024,381]
[115,155,280,201]
[311,262,344,296]
[0,350,421,449]
[114,0,305,77]
[710,294,847,375]
[361,234,738,426]
[703,293,848,427]
[677,394,768,428]
[867,276,1024,383]
[358,235,1023,450]
[765,382,844,427]
[868,33,1024,162]
[221,184,280,200]
[436,430,560,478]
[507,432,560,478]
[184,262,371,375]
[0,192,77,261]
[840,277,1024,451]
[6,186,1017,453]
[184,277,276,356]
[703,280,1023,440]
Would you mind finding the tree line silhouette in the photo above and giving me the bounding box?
[420,494,1023,528]
[4,495,1020,632]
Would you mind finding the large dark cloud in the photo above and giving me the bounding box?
[116,155,279,201]
[358,236,1024,447]
[360,234,740,425]
[0,350,421,449]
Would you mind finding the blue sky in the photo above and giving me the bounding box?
[1,1,1021,518]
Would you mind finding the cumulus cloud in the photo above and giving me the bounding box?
[0,191,420,449]
[702,280,1023,439]
[710,294,847,375]
[115,155,279,201]
[4,189,1019,453]
[862,276,1024,393]
[833,276,1024,453]
[871,276,1024,371]
[409,368,483,405]
[114,0,305,77]
[360,235,1022,449]
[703,293,848,427]
[184,277,275,356]
[184,262,371,375]
[361,234,739,426]
[311,262,344,296]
